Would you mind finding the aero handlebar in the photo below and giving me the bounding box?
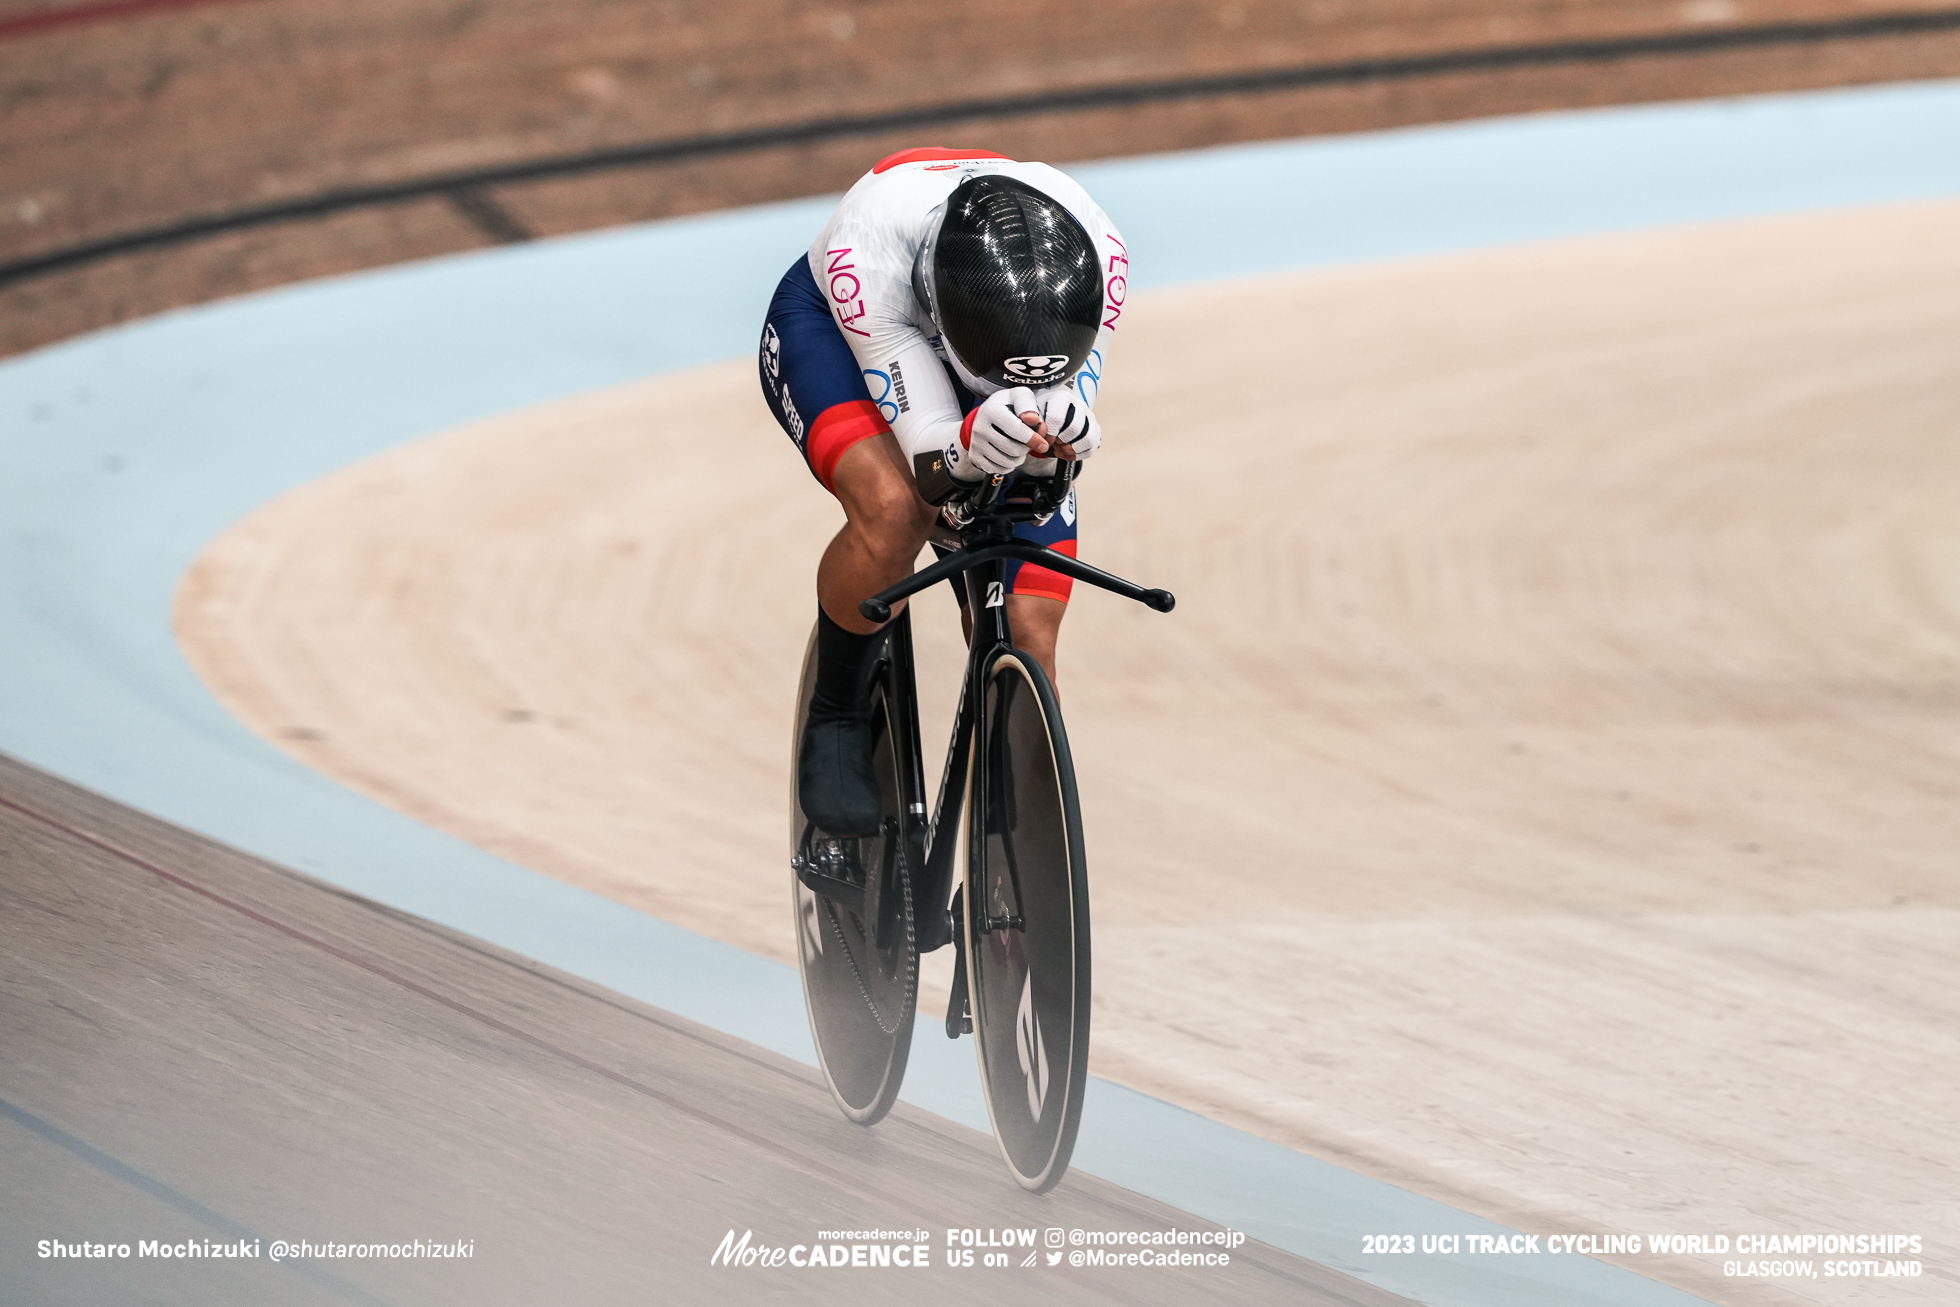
[859,461,1175,624]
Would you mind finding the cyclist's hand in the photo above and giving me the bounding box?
[952,386,1041,479]
[1036,392,1100,461]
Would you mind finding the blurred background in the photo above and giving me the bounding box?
[5,0,1959,357]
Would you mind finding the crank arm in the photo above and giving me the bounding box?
[944,886,973,1038]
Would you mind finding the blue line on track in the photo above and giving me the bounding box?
[6,79,1959,1306]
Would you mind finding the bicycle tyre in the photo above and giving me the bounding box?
[790,622,918,1125]
[963,648,1091,1192]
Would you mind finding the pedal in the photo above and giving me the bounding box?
[791,834,866,917]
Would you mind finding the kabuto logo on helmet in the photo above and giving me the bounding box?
[1003,355,1071,382]
[919,175,1104,393]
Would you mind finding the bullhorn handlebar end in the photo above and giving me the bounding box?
[858,598,894,624]
[1143,589,1175,613]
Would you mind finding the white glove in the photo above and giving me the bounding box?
[949,386,1038,480]
[1037,391,1102,460]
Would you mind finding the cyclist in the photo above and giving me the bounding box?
[759,147,1126,837]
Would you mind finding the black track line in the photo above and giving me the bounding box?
[3,7,1957,290]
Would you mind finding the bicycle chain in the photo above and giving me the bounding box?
[824,839,916,1036]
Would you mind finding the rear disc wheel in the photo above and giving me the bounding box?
[790,624,918,1124]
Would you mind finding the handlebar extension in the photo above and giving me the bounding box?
[858,540,1174,624]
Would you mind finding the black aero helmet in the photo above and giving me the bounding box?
[915,175,1103,392]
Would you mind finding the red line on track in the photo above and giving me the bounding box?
[0,792,871,1197]
[0,0,260,42]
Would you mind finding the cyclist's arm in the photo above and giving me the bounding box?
[1075,220,1125,412]
[807,231,976,463]
[851,330,971,462]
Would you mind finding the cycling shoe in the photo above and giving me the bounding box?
[798,716,883,836]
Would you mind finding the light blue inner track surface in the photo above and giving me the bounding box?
[7,79,1960,1306]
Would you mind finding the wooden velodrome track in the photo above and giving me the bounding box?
[6,2,1958,1304]
[2,753,1388,1305]
[171,198,1960,1306]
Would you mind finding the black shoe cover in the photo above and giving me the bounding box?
[799,716,883,836]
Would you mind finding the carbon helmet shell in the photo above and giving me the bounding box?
[914,175,1103,392]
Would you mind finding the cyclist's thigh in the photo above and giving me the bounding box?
[1002,487,1079,605]
[758,258,892,492]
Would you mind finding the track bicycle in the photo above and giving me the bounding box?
[790,460,1173,1192]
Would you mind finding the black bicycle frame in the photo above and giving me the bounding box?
[864,547,1006,964]
[856,468,1176,1032]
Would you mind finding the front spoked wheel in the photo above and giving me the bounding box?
[964,649,1090,1192]
[791,623,918,1125]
